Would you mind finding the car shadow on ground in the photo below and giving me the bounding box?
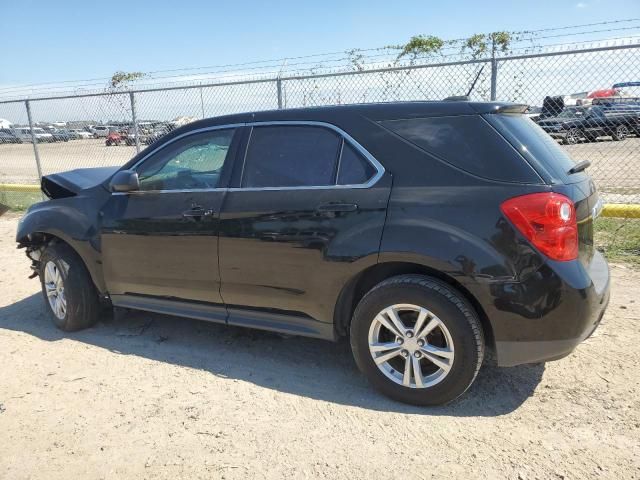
[0,293,545,416]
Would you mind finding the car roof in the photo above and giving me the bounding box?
[181,101,522,130]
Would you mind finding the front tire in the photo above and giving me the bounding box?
[612,125,628,141]
[563,128,581,145]
[350,275,484,406]
[39,243,101,331]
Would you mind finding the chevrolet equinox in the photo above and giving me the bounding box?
[17,101,610,405]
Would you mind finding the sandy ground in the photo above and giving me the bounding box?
[0,213,639,480]
[1,137,639,203]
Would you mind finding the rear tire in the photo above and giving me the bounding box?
[38,243,101,332]
[350,275,484,406]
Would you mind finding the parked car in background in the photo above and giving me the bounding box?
[11,127,54,143]
[71,129,93,139]
[536,105,639,144]
[143,125,171,145]
[50,129,71,142]
[93,126,110,138]
[0,129,21,143]
[17,101,610,406]
[105,131,124,146]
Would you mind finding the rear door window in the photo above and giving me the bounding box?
[380,115,540,183]
[242,125,341,188]
[337,142,377,185]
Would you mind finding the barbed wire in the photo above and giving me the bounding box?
[1,19,640,101]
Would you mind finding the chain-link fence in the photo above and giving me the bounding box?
[1,42,639,209]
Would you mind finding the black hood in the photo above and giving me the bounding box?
[42,166,118,199]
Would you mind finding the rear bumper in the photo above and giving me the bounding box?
[490,250,610,367]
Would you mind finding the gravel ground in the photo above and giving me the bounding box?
[0,213,639,480]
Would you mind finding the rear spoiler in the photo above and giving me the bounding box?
[442,96,529,114]
[493,104,528,114]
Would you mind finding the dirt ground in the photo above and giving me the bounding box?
[0,213,638,480]
[1,137,639,203]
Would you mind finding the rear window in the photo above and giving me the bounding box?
[485,114,580,183]
[380,115,539,183]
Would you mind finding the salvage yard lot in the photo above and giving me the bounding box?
[1,137,640,203]
[0,213,639,479]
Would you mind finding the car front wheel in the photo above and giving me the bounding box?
[39,243,101,331]
[563,128,581,145]
[350,275,484,406]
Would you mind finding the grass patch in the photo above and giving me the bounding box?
[0,190,44,211]
[595,217,640,267]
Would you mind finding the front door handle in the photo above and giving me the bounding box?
[316,202,358,213]
[182,206,213,219]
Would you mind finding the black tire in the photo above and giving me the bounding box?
[350,275,484,406]
[563,128,581,145]
[612,124,628,141]
[38,242,101,332]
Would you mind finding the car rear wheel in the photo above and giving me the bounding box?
[39,243,101,332]
[612,125,628,141]
[350,275,484,406]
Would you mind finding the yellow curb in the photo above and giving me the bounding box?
[0,184,40,193]
[602,204,640,219]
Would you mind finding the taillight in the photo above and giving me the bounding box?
[500,192,578,261]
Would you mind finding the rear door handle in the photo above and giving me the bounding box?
[316,202,358,213]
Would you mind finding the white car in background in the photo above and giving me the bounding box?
[92,126,110,138]
[11,127,54,143]
[71,129,93,139]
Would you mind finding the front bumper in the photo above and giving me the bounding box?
[490,250,611,367]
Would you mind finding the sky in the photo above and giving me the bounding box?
[1,0,639,87]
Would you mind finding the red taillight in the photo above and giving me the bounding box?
[500,192,578,261]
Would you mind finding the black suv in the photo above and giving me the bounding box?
[537,105,639,144]
[17,102,610,406]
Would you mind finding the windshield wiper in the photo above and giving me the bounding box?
[568,160,591,174]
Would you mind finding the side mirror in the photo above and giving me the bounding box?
[109,170,140,192]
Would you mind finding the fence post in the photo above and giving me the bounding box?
[490,57,498,101]
[199,84,205,119]
[129,91,140,153]
[276,78,283,109]
[25,100,43,182]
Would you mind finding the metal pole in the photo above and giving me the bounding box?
[490,57,498,101]
[199,84,205,119]
[129,91,140,153]
[276,78,283,110]
[25,100,43,181]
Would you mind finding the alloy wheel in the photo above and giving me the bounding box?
[44,260,66,320]
[368,304,455,388]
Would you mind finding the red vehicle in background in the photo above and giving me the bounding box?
[105,131,124,146]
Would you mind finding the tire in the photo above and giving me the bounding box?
[563,128,581,145]
[612,124,628,141]
[38,243,101,332]
[350,275,484,406]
